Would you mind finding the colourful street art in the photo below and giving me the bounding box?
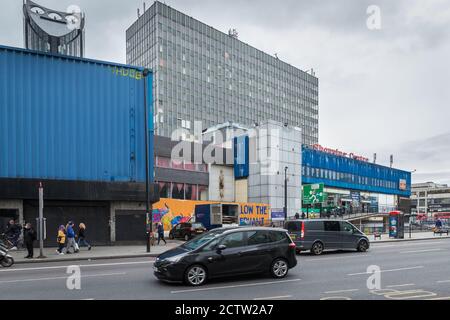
[152,198,211,230]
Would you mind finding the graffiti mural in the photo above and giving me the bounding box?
[152,198,211,230]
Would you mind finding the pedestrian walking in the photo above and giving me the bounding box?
[65,221,79,254]
[435,218,443,231]
[23,223,36,259]
[56,225,66,255]
[77,223,92,251]
[157,222,166,245]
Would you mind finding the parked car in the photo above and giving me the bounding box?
[169,222,207,241]
[285,219,370,255]
[154,227,297,286]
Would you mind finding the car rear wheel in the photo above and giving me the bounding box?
[184,234,190,241]
[357,240,369,252]
[270,258,289,279]
[311,242,324,255]
[185,265,207,286]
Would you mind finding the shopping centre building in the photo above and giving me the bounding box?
[302,144,411,218]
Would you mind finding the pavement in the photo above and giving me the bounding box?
[1,237,450,300]
[9,240,184,264]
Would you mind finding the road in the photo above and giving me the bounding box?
[1,238,450,300]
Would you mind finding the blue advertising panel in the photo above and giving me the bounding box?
[234,135,249,179]
[389,215,399,238]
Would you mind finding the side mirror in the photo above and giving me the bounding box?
[216,244,227,253]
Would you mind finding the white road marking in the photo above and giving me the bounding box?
[386,284,415,288]
[171,279,301,294]
[305,255,370,262]
[253,295,292,300]
[384,290,437,300]
[372,241,446,249]
[320,296,352,300]
[0,272,126,284]
[400,249,443,254]
[0,260,153,273]
[436,280,450,284]
[323,289,359,294]
[348,266,424,276]
[428,297,450,300]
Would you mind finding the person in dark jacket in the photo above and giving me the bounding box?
[65,221,79,254]
[5,220,22,248]
[77,223,92,251]
[157,222,166,245]
[23,223,36,259]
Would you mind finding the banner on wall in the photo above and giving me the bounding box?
[239,203,270,226]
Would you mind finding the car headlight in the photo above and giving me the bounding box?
[165,254,184,263]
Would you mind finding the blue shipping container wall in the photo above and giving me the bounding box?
[302,146,411,197]
[0,46,153,182]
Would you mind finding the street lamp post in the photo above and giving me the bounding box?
[143,68,151,253]
[284,167,288,221]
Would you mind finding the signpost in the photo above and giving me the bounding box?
[303,183,324,205]
[37,182,46,259]
[303,184,324,219]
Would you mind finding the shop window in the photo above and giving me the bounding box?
[172,183,185,199]
[198,185,208,200]
[171,159,184,170]
[156,156,171,168]
[185,184,198,200]
[184,161,196,171]
[158,181,170,198]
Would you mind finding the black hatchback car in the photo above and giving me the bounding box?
[154,227,298,286]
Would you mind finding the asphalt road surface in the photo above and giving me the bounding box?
[1,238,450,300]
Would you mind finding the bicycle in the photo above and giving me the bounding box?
[0,233,19,250]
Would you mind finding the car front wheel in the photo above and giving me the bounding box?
[185,265,207,286]
[270,258,289,279]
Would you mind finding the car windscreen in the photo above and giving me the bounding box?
[181,229,227,251]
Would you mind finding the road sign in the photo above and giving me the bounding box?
[303,183,325,205]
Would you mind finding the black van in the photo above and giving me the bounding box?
[285,219,370,255]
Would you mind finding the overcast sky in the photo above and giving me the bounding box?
[2,0,450,184]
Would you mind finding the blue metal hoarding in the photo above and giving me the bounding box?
[302,146,411,197]
[0,45,153,183]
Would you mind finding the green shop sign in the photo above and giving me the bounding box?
[303,183,325,204]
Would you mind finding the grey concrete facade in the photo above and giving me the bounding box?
[248,121,302,218]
